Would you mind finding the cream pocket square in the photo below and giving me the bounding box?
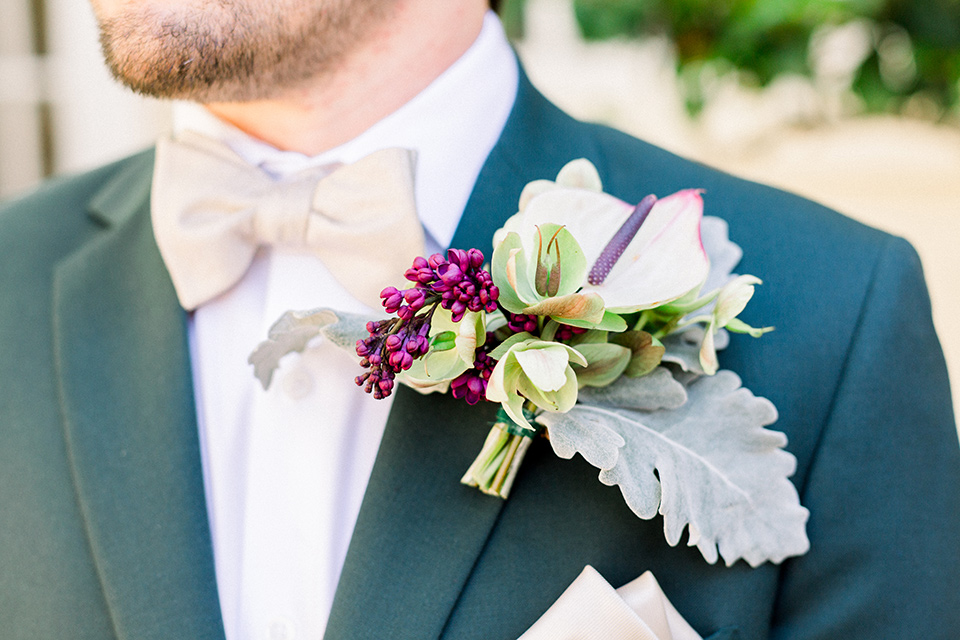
[519,566,702,640]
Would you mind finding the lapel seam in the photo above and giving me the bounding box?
[52,236,124,640]
[436,500,510,639]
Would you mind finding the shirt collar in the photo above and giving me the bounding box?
[174,11,518,252]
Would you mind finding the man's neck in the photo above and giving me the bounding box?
[204,1,489,156]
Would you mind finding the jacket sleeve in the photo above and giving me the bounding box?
[769,236,960,638]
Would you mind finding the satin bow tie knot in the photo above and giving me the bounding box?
[248,177,316,246]
[151,132,425,310]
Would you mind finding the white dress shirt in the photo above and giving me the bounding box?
[176,13,518,640]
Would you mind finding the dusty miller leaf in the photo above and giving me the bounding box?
[539,370,809,567]
[249,308,375,389]
[318,311,377,350]
[578,367,686,411]
[700,216,743,294]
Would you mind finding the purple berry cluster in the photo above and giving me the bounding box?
[355,318,431,399]
[450,341,497,405]
[507,312,586,342]
[554,324,588,342]
[401,249,499,322]
[506,313,539,334]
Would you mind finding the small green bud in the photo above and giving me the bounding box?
[431,331,457,351]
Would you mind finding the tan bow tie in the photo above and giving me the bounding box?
[151,131,425,310]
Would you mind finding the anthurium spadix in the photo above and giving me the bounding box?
[492,159,709,325]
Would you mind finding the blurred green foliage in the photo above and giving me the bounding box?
[499,0,960,119]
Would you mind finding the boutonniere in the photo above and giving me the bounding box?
[251,159,810,567]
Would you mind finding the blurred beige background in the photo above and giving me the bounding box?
[2,0,957,417]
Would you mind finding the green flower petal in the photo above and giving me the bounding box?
[554,368,580,412]
[525,224,588,298]
[491,232,530,314]
[715,275,762,326]
[699,319,719,375]
[573,343,632,388]
[514,344,571,392]
[486,355,521,403]
[522,292,606,325]
[490,331,535,361]
[725,317,774,338]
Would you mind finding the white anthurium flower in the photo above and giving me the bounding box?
[493,159,604,248]
[494,159,710,316]
[485,333,588,431]
[399,309,485,393]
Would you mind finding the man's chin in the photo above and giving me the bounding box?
[104,63,279,103]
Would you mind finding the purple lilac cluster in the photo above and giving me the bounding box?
[355,318,431,399]
[402,249,499,322]
[356,249,500,400]
[450,340,497,405]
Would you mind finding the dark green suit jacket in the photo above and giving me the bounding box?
[2,73,958,640]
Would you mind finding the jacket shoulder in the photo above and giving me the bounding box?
[0,149,154,242]
[0,149,155,305]
[585,120,893,251]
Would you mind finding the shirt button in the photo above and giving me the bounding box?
[268,618,295,640]
[280,362,315,399]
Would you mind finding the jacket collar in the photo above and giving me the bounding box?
[55,152,226,639]
[449,69,606,250]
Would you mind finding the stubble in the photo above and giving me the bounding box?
[95,0,392,102]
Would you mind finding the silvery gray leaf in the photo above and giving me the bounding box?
[317,310,378,350]
[700,216,743,294]
[578,366,687,411]
[539,370,809,567]
[544,408,624,470]
[661,326,729,375]
[666,366,702,387]
[249,308,376,389]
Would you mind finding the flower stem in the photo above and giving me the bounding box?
[490,433,524,493]
[461,408,539,499]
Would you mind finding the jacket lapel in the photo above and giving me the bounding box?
[324,387,506,639]
[49,68,611,639]
[54,154,225,639]
[450,70,605,251]
[326,70,606,639]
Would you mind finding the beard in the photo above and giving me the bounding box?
[94,0,391,102]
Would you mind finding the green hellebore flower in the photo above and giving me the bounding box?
[491,222,621,329]
[485,333,588,431]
